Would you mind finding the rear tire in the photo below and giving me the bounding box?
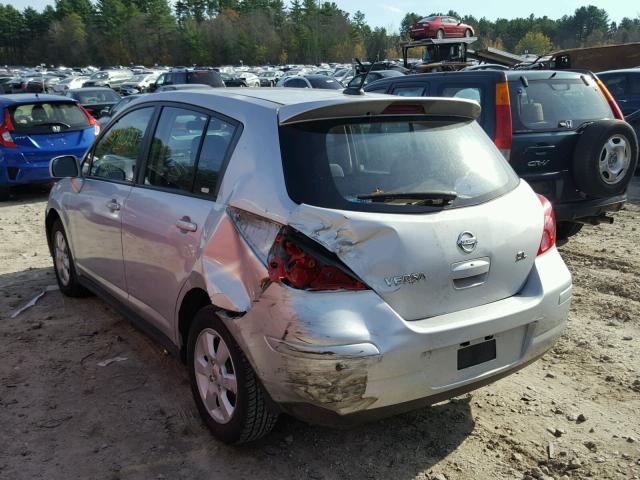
[465,29,473,37]
[187,306,278,444]
[556,221,583,245]
[0,185,10,201]
[572,120,638,197]
[50,219,89,297]
[436,29,445,39]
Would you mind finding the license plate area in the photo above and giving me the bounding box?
[457,336,497,370]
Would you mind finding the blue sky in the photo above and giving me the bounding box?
[8,0,638,32]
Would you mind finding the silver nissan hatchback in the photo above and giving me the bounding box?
[45,89,572,444]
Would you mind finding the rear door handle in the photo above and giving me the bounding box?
[176,218,197,232]
[106,199,120,211]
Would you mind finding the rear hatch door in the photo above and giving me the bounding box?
[279,99,543,320]
[9,101,94,161]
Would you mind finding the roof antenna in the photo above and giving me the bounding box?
[343,55,377,96]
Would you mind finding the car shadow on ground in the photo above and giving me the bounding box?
[0,266,475,479]
[0,184,52,207]
[627,175,640,204]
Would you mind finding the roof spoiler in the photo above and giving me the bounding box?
[279,97,481,125]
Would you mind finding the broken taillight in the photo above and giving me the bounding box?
[267,227,368,291]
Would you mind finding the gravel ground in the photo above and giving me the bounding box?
[0,180,639,480]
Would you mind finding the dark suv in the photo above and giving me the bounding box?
[150,69,225,91]
[365,70,639,241]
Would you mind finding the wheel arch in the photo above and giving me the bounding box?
[45,208,62,256]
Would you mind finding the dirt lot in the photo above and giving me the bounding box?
[1,181,639,480]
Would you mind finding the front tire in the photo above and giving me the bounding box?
[187,306,278,444]
[50,219,89,297]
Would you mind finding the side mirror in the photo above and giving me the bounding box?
[50,155,79,178]
[99,108,110,117]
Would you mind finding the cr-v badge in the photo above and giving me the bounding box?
[457,231,477,253]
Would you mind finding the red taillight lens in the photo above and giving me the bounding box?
[537,194,556,256]
[267,228,367,291]
[0,109,17,148]
[79,104,100,136]
[494,81,512,161]
[596,78,624,120]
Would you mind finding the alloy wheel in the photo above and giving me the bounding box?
[599,134,630,184]
[54,230,71,286]
[194,328,238,424]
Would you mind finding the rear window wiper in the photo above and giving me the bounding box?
[357,191,458,205]
[33,122,72,129]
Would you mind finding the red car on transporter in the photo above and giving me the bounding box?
[409,15,475,40]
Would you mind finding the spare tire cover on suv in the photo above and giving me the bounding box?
[572,119,638,197]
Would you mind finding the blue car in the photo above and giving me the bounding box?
[598,68,640,117]
[0,94,99,200]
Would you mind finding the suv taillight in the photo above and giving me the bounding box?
[0,109,17,148]
[596,78,624,120]
[79,104,100,136]
[537,194,556,256]
[494,81,512,161]
[268,227,368,291]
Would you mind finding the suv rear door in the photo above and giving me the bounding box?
[508,73,614,187]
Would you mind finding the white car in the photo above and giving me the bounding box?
[238,72,260,87]
[46,89,571,444]
[51,76,90,95]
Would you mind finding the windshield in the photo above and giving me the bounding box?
[90,72,108,80]
[10,102,89,133]
[509,75,613,132]
[279,118,518,213]
[259,72,276,77]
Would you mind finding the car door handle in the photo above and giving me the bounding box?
[176,218,197,232]
[106,199,120,211]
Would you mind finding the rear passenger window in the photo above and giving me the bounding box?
[193,117,236,197]
[393,86,425,97]
[145,107,207,192]
[628,74,640,95]
[90,107,153,182]
[601,75,627,96]
[441,86,482,104]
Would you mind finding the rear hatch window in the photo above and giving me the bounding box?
[279,117,519,213]
[509,75,613,132]
[73,90,120,106]
[10,102,89,133]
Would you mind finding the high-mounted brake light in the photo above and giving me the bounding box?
[79,104,101,136]
[268,227,368,291]
[382,104,425,115]
[0,109,17,148]
[537,194,556,256]
[596,78,624,120]
[494,81,512,161]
